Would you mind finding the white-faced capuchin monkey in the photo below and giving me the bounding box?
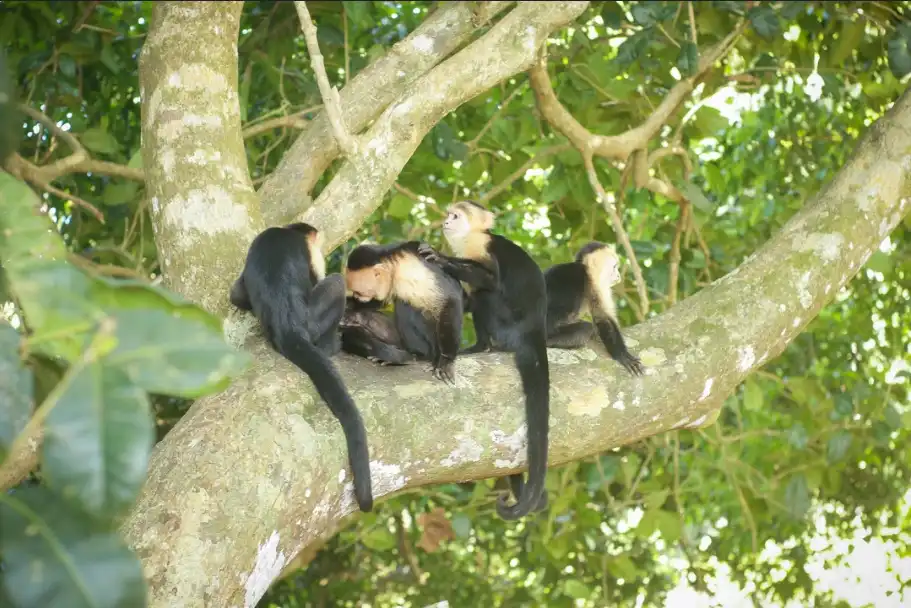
[344,241,464,384]
[339,298,416,366]
[417,200,551,520]
[230,223,373,513]
[545,242,644,376]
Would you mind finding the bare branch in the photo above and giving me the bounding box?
[529,25,744,161]
[241,106,320,139]
[294,1,359,157]
[258,1,516,225]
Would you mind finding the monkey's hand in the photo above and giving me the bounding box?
[417,243,442,265]
[367,356,391,366]
[432,358,456,385]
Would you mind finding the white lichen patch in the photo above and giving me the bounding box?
[699,378,714,401]
[337,481,356,516]
[491,425,526,468]
[163,185,250,239]
[796,271,813,309]
[567,386,610,417]
[186,148,223,166]
[440,435,484,467]
[794,232,844,262]
[639,347,667,367]
[370,461,407,496]
[612,399,625,411]
[338,469,346,484]
[410,34,434,53]
[671,417,690,430]
[737,346,756,372]
[792,317,802,328]
[158,114,224,142]
[243,531,287,608]
[167,63,229,93]
[687,414,709,428]
[523,25,538,53]
[160,148,176,178]
[223,314,257,350]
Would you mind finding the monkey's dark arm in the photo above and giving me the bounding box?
[429,254,498,290]
[594,317,644,376]
[341,326,415,365]
[229,276,252,311]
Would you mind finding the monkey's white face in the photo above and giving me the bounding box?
[442,208,470,243]
[600,255,621,287]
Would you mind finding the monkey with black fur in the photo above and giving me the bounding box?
[545,242,644,376]
[230,222,374,513]
[344,241,464,384]
[417,200,551,520]
[339,297,416,366]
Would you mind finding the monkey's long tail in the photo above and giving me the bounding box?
[279,333,374,513]
[497,327,550,520]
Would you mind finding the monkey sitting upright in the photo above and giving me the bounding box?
[230,222,373,513]
[544,242,644,376]
[344,241,464,384]
[417,200,551,520]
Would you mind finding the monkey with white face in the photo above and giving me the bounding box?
[544,242,643,375]
[418,200,551,520]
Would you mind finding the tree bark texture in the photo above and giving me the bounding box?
[125,2,911,606]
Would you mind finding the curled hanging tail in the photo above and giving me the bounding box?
[497,328,550,520]
[278,332,374,512]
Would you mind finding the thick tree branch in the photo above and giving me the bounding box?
[258,1,515,225]
[137,1,260,316]
[122,86,911,607]
[293,2,358,157]
[297,2,591,252]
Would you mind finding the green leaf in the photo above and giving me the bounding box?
[615,30,651,68]
[784,474,810,519]
[127,149,143,171]
[361,526,396,551]
[80,127,120,156]
[101,182,140,207]
[887,27,911,78]
[99,44,121,74]
[864,251,892,275]
[387,194,413,220]
[606,555,640,580]
[451,513,472,539]
[788,423,808,450]
[0,324,32,457]
[748,5,781,39]
[743,378,763,411]
[104,308,249,399]
[343,0,372,30]
[780,1,807,20]
[644,488,670,510]
[43,363,154,518]
[600,1,625,29]
[884,403,902,430]
[563,580,591,600]
[692,106,729,137]
[0,173,67,266]
[833,393,853,418]
[713,0,746,13]
[826,431,852,464]
[828,20,865,67]
[677,42,699,77]
[677,180,713,212]
[0,486,148,608]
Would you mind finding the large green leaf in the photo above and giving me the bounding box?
[104,308,248,398]
[42,363,154,518]
[0,485,148,608]
[0,324,32,458]
[0,173,67,266]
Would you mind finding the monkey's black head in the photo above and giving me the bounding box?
[346,244,385,271]
[285,222,319,236]
[575,241,608,264]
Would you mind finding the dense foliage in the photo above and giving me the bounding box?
[0,1,909,607]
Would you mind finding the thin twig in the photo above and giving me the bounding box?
[583,153,649,319]
[36,180,105,223]
[688,1,698,46]
[242,106,322,138]
[294,1,358,156]
[668,202,689,305]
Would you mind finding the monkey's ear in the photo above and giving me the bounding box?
[479,209,495,231]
